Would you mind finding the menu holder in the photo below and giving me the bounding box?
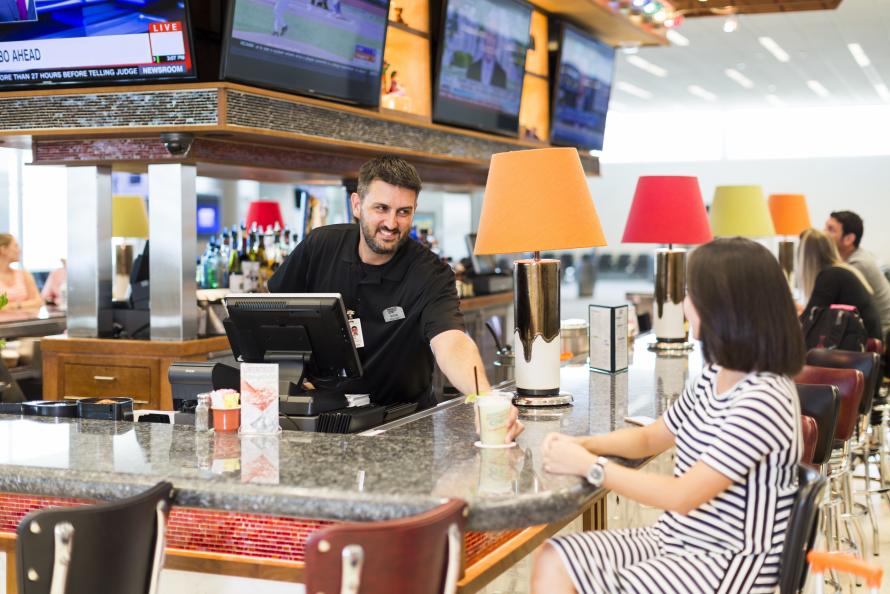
[240,363,281,435]
[589,304,629,373]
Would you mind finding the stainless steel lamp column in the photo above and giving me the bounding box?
[652,247,692,352]
[512,254,572,406]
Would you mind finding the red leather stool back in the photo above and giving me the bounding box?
[795,365,863,441]
[305,499,467,594]
[806,349,880,414]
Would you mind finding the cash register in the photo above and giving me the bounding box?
[168,293,417,432]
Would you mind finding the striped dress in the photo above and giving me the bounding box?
[549,364,801,594]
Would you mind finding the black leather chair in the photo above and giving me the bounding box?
[777,465,828,594]
[795,384,840,466]
[16,482,174,594]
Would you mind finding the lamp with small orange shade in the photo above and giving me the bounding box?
[474,148,606,406]
[768,193,811,285]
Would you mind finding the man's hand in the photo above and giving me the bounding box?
[474,402,524,444]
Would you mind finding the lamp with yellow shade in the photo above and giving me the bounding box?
[768,194,811,285]
[112,195,149,301]
[474,148,607,406]
[709,185,776,238]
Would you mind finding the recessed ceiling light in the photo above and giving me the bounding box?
[766,94,785,107]
[724,68,754,89]
[806,80,830,97]
[723,14,739,33]
[847,43,871,68]
[616,81,653,99]
[625,55,668,77]
[688,85,717,101]
[876,83,890,102]
[666,30,690,47]
[758,37,790,63]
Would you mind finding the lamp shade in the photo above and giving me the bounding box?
[710,185,776,237]
[622,176,712,245]
[112,195,149,238]
[245,200,285,231]
[768,194,811,236]
[474,148,606,254]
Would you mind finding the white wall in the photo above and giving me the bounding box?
[588,155,890,264]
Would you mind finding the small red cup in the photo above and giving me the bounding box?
[212,407,240,432]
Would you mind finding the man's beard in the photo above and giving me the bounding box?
[359,216,408,256]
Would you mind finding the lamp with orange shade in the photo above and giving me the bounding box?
[768,193,811,284]
[245,200,285,232]
[622,176,712,351]
[475,148,607,406]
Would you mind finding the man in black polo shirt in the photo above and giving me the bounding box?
[268,157,507,415]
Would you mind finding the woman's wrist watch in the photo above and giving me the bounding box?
[585,456,610,487]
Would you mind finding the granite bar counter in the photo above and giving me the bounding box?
[0,336,703,532]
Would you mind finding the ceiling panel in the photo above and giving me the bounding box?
[610,0,890,110]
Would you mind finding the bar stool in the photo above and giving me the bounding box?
[801,416,818,466]
[794,365,865,559]
[806,349,882,555]
[777,465,828,594]
[796,384,840,467]
[305,499,467,594]
[16,481,174,594]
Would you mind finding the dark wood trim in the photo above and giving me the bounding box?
[387,20,430,39]
[40,336,230,357]
[460,292,513,311]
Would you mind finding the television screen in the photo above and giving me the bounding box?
[432,0,532,137]
[0,0,195,89]
[221,0,390,106]
[550,24,615,151]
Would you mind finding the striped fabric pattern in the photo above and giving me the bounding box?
[550,365,801,593]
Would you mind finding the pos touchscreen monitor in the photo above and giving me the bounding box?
[222,293,362,398]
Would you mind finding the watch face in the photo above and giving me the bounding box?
[587,464,604,486]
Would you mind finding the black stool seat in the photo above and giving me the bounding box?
[16,482,174,594]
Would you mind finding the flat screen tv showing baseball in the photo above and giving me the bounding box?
[550,23,615,151]
[0,0,196,89]
[221,0,390,106]
[432,0,532,137]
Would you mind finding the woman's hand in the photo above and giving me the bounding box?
[542,432,597,476]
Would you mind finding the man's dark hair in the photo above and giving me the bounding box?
[687,238,805,376]
[357,156,422,199]
[830,210,863,248]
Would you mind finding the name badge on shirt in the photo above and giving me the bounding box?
[349,318,365,349]
[382,306,405,323]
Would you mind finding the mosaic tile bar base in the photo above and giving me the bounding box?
[0,492,520,567]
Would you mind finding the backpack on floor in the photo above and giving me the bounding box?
[801,304,867,352]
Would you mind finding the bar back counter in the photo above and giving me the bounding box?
[0,335,700,593]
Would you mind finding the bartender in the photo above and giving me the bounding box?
[269,157,516,425]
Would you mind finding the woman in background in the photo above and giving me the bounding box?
[531,237,804,594]
[0,234,42,310]
[798,228,881,339]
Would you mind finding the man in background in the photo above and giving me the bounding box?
[825,210,890,336]
[467,29,507,89]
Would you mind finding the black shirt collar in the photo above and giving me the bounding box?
[340,223,412,283]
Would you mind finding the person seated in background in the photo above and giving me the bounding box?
[41,258,67,307]
[824,210,890,337]
[798,228,882,340]
[0,233,42,311]
[531,238,804,594]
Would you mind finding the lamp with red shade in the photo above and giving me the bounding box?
[245,200,285,232]
[622,176,712,351]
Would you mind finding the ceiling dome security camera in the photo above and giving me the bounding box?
[160,132,195,156]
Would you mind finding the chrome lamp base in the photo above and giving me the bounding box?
[513,392,574,407]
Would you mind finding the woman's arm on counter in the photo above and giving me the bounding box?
[574,418,675,460]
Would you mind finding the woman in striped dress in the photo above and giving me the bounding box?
[532,238,805,594]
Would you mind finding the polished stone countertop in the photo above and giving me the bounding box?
[0,337,703,531]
